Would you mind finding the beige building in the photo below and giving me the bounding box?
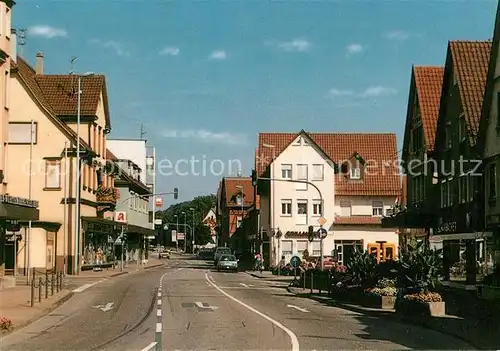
[0,1,40,283]
[8,53,116,274]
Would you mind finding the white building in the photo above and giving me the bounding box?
[107,139,156,229]
[256,130,401,266]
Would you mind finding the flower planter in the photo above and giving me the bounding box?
[363,293,396,309]
[396,298,446,317]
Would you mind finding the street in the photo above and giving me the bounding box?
[1,256,473,350]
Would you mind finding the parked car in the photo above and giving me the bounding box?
[217,254,239,272]
[197,248,215,260]
[214,247,232,265]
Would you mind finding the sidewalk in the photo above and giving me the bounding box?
[246,271,296,282]
[69,257,165,280]
[286,286,499,350]
[0,286,73,336]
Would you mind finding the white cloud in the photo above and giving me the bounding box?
[277,38,311,52]
[209,50,227,61]
[161,129,247,145]
[346,43,363,56]
[328,88,354,97]
[159,46,179,56]
[326,86,397,99]
[359,86,397,97]
[28,25,67,39]
[385,30,410,41]
[89,39,130,57]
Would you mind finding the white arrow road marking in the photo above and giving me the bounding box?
[194,302,218,311]
[93,302,114,312]
[239,283,254,288]
[140,342,158,351]
[287,304,309,313]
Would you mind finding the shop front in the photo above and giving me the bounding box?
[0,195,39,277]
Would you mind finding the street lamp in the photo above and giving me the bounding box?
[174,214,179,251]
[74,69,95,276]
[182,211,187,252]
[190,208,195,253]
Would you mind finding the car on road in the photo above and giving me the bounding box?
[216,254,239,272]
[197,248,215,260]
[214,247,232,265]
[159,249,170,259]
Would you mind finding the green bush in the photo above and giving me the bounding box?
[347,250,380,289]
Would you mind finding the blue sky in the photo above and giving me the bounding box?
[14,0,497,207]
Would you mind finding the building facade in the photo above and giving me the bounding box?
[9,53,116,275]
[256,131,400,267]
[433,41,491,285]
[479,2,500,273]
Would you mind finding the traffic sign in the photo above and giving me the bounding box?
[290,255,301,268]
[318,217,327,226]
[317,228,327,239]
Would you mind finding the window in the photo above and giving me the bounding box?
[372,201,383,216]
[297,200,308,215]
[458,114,467,142]
[312,241,321,256]
[312,200,322,216]
[340,201,351,216]
[410,126,423,153]
[281,199,292,216]
[281,164,292,179]
[334,240,363,265]
[459,174,468,204]
[45,160,61,189]
[296,164,308,190]
[312,164,324,181]
[282,241,293,256]
[350,167,361,179]
[4,70,8,110]
[9,122,37,144]
[489,164,497,199]
[237,216,242,228]
[297,241,307,256]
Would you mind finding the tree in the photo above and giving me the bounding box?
[155,194,216,246]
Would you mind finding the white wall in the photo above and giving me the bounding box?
[107,140,147,177]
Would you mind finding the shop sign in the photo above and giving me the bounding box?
[436,221,457,234]
[285,231,308,237]
[0,195,38,208]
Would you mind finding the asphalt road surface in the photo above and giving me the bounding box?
[1,256,473,351]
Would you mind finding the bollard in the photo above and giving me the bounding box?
[38,277,42,302]
[45,271,48,299]
[56,272,59,293]
[30,278,35,307]
[310,271,314,294]
[60,271,63,291]
[303,272,306,290]
[51,271,55,295]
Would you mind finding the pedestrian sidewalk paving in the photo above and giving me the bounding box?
[246,271,297,282]
[0,286,73,336]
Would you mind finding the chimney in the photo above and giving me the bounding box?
[35,52,44,74]
[10,29,16,63]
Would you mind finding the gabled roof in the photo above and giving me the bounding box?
[256,131,400,196]
[11,57,91,149]
[220,177,256,207]
[478,3,500,153]
[438,41,491,147]
[12,55,111,131]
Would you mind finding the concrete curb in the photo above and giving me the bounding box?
[110,271,129,278]
[2,290,74,336]
[143,263,164,270]
[245,272,266,279]
[285,286,486,349]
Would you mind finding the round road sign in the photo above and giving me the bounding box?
[317,228,328,239]
[290,255,301,268]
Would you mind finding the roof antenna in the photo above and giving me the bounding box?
[140,123,147,140]
[17,28,27,57]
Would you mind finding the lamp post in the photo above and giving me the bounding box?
[174,214,179,251]
[182,211,187,252]
[236,185,244,255]
[73,69,95,276]
[190,208,195,253]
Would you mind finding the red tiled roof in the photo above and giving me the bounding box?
[449,41,491,145]
[220,177,256,206]
[413,66,444,152]
[256,131,401,196]
[11,57,91,149]
[335,216,382,225]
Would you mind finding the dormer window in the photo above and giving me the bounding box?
[350,168,361,179]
